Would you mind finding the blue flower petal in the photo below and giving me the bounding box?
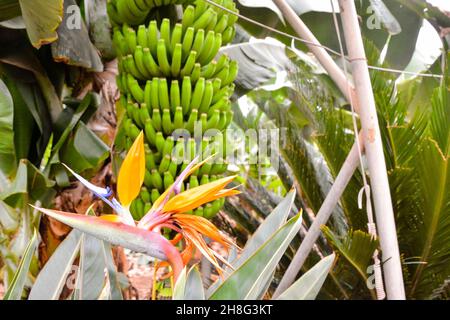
[63,164,111,197]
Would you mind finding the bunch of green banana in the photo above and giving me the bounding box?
[109,0,239,220]
[108,0,238,43]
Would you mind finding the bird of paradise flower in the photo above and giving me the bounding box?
[32,132,240,282]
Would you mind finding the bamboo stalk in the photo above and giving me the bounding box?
[273,135,363,298]
[337,0,405,300]
[272,0,360,112]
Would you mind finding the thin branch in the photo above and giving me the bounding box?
[273,133,363,298]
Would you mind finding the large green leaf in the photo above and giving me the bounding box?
[101,242,123,300]
[60,122,109,173]
[0,78,16,177]
[172,267,187,300]
[19,0,63,48]
[3,228,37,300]
[231,189,296,268]
[74,234,107,300]
[0,160,55,207]
[276,253,335,300]
[28,230,82,300]
[219,38,296,93]
[184,266,205,300]
[173,266,205,300]
[208,213,302,300]
[51,0,103,72]
[237,0,426,71]
[409,137,450,297]
[207,190,297,295]
[0,200,18,233]
[0,39,62,123]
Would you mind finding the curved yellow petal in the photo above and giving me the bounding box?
[117,131,145,206]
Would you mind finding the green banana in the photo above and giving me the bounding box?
[197,30,215,64]
[168,160,178,178]
[201,61,217,79]
[173,106,184,130]
[170,80,181,113]
[181,27,195,59]
[180,50,197,77]
[125,54,145,80]
[160,18,172,52]
[222,25,236,44]
[124,26,137,53]
[163,171,175,189]
[113,29,128,56]
[127,74,145,102]
[144,81,152,107]
[147,20,158,57]
[181,76,192,115]
[190,77,205,110]
[150,78,160,110]
[162,109,173,135]
[155,132,165,152]
[223,60,239,86]
[200,113,208,133]
[191,29,205,54]
[171,43,183,77]
[144,119,157,146]
[189,175,199,188]
[214,14,229,34]
[141,186,151,203]
[137,25,148,48]
[156,39,172,76]
[162,136,175,157]
[150,169,163,190]
[206,109,220,130]
[205,33,222,63]
[171,23,183,50]
[158,78,170,110]
[151,108,162,131]
[199,80,213,114]
[193,8,217,30]
[181,5,195,31]
[151,189,161,203]
[185,108,198,133]
[134,46,151,78]
[159,154,171,173]
[143,47,161,76]
[107,2,123,25]
[190,63,201,83]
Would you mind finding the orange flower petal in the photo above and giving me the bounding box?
[173,214,231,247]
[163,176,237,213]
